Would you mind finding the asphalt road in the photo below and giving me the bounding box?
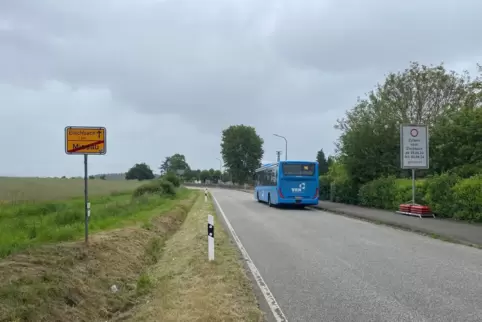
[210,188,482,322]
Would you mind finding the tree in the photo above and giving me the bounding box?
[335,62,474,185]
[190,169,201,182]
[316,149,329,175]
[200,170,210,183]
[221,125,264,184]
[213,170,222,183]
[464,64,482,108]
[169,154,190,173]
[430,107,482,175]
[221,170,231,182]
[126,163,155,181]
[159,153,190,175]
[327,156,335,169]
[159,156,171,175]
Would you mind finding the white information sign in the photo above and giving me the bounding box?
[400,124,429,169]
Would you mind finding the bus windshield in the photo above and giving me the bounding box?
[281,163,315,176]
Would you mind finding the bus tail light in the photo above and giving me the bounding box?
[313,188,319,199]
[278,188,285,199]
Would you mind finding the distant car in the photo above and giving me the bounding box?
[254,160,319,208]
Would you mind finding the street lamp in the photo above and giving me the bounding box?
[273,134,288,161]
[216,158,222,183]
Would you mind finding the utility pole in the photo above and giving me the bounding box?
[276,151,282,162]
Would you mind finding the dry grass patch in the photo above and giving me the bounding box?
[128,193,264,322]
[0,193,198,322]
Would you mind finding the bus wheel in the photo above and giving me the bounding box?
[256,192,261,202]
[268,194,273,207]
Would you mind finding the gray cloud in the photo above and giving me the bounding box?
[0,0,480,176]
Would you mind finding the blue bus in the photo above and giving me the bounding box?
[254,160,319,207]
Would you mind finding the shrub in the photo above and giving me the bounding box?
[330,179,359,204]
[132,180,177,197]
[132,182,162,197]
[358,177,428,210]
[327,162,358,204]
[452,175,482,222]
[158,180,176,196]
[358,176,397,209]
[393,179,427,206]
[319,175,331,200]
[449,163,482,178]
[424,173,460,218]
[163,172,180,187]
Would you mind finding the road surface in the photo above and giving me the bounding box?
[210,188,482,322]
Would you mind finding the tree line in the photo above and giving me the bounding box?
[320,62,482,221]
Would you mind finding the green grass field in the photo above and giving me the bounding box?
[0,177,145,203]
[0,177,191,258]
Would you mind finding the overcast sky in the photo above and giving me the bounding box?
[1,0,481,177]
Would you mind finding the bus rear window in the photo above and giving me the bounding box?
[282,164,315,176]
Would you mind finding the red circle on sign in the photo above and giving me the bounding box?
[410,129,418,137]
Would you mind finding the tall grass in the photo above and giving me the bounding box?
[0,188,193,258]
[0,177,146,203]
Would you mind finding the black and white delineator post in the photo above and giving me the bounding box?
[207,214,214,261]
[204,188,208,202]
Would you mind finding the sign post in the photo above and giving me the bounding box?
[65,126,107,244]
[400,124,429,205]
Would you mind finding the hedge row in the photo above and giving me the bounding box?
[132,173,181,198]
[319,173,482,222]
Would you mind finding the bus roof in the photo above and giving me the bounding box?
[255,160,317,172]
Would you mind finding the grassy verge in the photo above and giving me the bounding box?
[128,192,264,322]
[0,188,193,258]
[0,188,198,322]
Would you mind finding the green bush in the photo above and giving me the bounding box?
[132,181,162,197]
[319,175,331,200]
[358,177,427,210]
[327,162,359,204]
[449,163,482,178]
[452,175,482,221]
[393,179,427,206]
[358,176,397,209]
[330,179,359,204]
[158,180,176,196]
[132,180,177,197]
[163,172,180,187]
[424,173,460,218]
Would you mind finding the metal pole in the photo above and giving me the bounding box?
[284,137,287,161]
[273,134,288,161]
[411,168,415,205]
[84,154,89,244]
[216,158,222,183]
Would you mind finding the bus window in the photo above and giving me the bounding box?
[282,163,315,176]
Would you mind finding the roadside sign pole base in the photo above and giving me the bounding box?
[208,215,214,261]
[84,154,89,244]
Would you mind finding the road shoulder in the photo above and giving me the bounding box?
[126,190,265,322]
